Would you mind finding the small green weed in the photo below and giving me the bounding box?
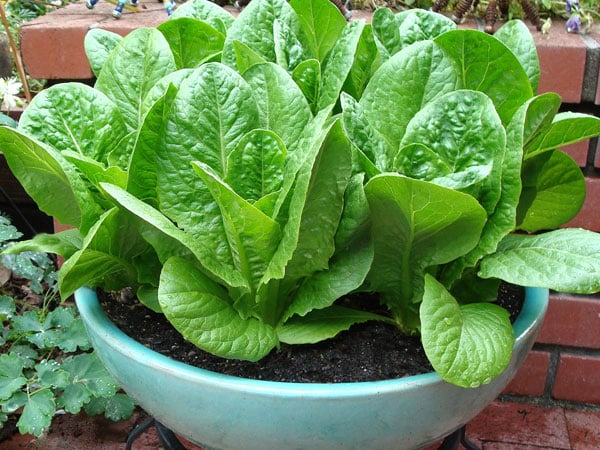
[0,214,134,437]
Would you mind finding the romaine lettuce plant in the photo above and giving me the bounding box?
[343,9,600,386]
[0,0,381,364]
[2,0,600,388]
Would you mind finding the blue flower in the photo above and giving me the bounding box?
[566,14,582,33]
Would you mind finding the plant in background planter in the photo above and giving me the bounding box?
[1,0,600,447]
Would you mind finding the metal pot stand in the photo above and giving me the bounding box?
[125,418,482,450]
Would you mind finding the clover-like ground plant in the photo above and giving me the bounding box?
[0,215,134,437]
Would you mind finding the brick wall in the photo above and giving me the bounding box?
[504,293,600,407]
[15,3,600,407]
[509,25,600,409]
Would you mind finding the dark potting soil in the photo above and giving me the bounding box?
[99,283,524,383]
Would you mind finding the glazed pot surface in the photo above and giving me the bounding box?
[75,286,548,450]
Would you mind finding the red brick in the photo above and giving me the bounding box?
[466,400,570,448]
[553,354,600,404]
[564,176,600,232]
[565,409,600,450]
[503,350,551,396]
[0,409,203,450]
[561,140,589,168]
[18,3,590,104]
[52,217,71,234]
[20,15,98,79]
[533,24,587,103]
[19,1,191,79]
[537,293,600,349]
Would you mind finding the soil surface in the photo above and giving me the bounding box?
[100,283,524,383]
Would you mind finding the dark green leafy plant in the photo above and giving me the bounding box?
[0,214,134,437]
[345,10,600,385]
[3,0,379,363]
[1,0,600,389]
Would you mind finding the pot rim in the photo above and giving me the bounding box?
[75,285,548,396]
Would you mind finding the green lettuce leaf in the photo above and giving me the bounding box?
[170,0,235,32]
[128,84,179,208]
[83,28,122,77]
[95,28,177,134]
[282,120,353,280]
[157,17,225,69]
[192,161,282,293]
[284,174,373,320]
[222,0,307,70]
[225,129,287,203]
[317,19,364,112]
[360,40,460,160]
[290,0,346,62]
[494,20,540,94]
[479,229,600,293]
[435,29,533,125]
[342,23,378,100]
[101,183,249,290]
[372,7,455,59]
[0,128,104,232]
[420,274,514,388]
[243,62,313,153]
[517,150,586,232]
[18,83,128,168]
[58,208,161,303]
[156,63,259,272]
[525,112,600,158]
[292,58,321,112]
[159,256,278,360]
[365,174,487,333]
[397,89,504,197]
[278,305,387,344]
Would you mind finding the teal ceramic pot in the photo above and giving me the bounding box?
[75,286,548,450]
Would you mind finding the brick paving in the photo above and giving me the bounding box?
[2,400,599,449]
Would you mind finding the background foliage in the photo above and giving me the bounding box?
[212,0,599,29]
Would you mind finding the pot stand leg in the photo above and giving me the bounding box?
[124,420,480,450]
[126,417,188,450]
[125,416,154,450]
[437,425,481,450]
